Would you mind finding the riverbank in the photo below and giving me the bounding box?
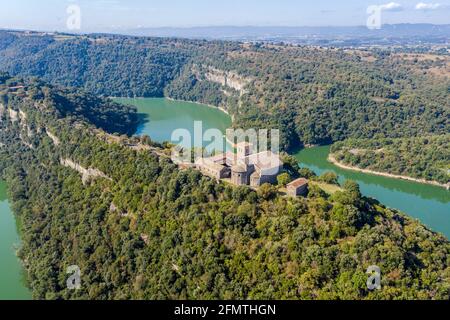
[116,97,232,150]
[0,181,31,300]
[166,97,233,121]
[328,153,450,190]
[296,146,450,238]
[117,98,450,238]
[111,96,232,117]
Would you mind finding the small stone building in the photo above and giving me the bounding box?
[287,178,309,197]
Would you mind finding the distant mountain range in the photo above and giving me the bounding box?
[1,24,448,47]
[116,24,450,45]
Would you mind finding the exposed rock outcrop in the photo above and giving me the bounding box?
[27,125,34,138]
[60,158,112,185]
[140,234,150,245]
[8,108,18,122]
[192,65,252,94]
[20,133,34,149]
[110,202,129,217]
[19,109,27,121]
[46,129,60,146]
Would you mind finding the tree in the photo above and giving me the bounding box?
[1,41,449,302]
[280,152,300,177]
[307,185,327,199]
[298,167,316,179]
[319,172,339,185]
[343,180,361,198]
[257,183,278,200]
[331,135,450,185]
[141,135,153,146]
[277,173,292,187]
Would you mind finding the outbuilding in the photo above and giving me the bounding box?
[286,178,309,197]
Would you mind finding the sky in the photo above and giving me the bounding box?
[0,0,449,32]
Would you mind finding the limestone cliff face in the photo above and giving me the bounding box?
[1,103,112,185]
[19,109,27,122]
[8,108,18,122]
[19,133,33,149]
[193,65,252,94]
[0,105,35,148]
[46,129,60,146]
[60,158,111,185]
[1,105,27,126]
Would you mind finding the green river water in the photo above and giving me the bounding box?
[115,97,232,148]
[0,181,31,300]
[1,97,448,300]
[126,98,449,238]
[294,146,450,238]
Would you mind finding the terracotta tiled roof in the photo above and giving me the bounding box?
[287,178,308,188]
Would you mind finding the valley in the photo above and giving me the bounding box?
[117,98,450,238]
[0,30,448,300]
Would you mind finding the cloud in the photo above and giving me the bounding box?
[379,2,404,11]
[415,2,443,10]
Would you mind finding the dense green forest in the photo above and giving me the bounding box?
[0,31,448,152]
[331,136,450,186]
[0,32,195,97]
[0,76,449,300]
[0,72,139,135]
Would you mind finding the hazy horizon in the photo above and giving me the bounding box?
[1,0,449,33]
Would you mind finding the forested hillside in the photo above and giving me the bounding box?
[0,72,139,135]
[0,32,195,97]
[0,76,449,300]
[331,135,450,186]
[0,31,448,152]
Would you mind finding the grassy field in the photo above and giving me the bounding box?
[310,181,343,195]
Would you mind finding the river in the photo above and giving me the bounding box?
[0,97,232,300]
[2,97,447,300]
[294,146,450,238]
[115,97,232,149]
[0,181,31,300]
[120,97,450,239]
